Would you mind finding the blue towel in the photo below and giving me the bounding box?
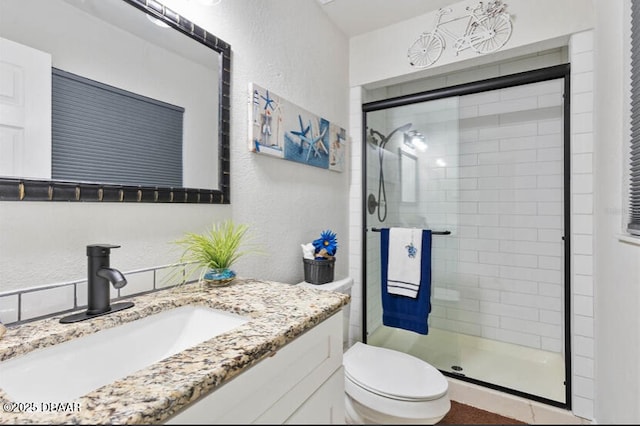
[380,228,432,335]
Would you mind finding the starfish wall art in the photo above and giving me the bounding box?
[248,83,347,172]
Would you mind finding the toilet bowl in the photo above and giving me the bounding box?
[297,277,451,424]
[343,341,450,424]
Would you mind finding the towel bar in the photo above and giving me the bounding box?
[369,227,451,235]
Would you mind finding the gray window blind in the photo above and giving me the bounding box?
[631,1,640,235]
[52,68,184,187]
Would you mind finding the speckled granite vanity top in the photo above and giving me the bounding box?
[0,278,349,425]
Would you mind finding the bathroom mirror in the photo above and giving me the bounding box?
[0,0,231,203]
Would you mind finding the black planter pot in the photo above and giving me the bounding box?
[302,257,335,284]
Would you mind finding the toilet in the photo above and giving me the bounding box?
[297,277,451,424]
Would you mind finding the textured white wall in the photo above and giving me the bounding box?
[0,1,349,297]
[208,0,351,284]
[349,0,595,88]
[593,0,640,423]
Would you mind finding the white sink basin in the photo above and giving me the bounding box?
[0,305,249,402]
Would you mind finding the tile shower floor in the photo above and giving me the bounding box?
[368,325,566,403]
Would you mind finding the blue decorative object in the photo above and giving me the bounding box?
[299,125,328,163]
[249,83,347,172]
[405,242,417,258]
[313,230,338,258]
[291,114,310,139]
[261,90,275,111]
[203,268,236,286]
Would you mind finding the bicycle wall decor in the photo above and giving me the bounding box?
[407,0,513,69]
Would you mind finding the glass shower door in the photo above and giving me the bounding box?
[364,76,568,406]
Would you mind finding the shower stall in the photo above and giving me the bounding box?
[362,65,571,408]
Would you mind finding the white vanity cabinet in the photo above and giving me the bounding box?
[165,311,345,424]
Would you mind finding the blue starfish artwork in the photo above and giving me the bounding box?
[251,83,346,171]
[299,127,328,162]
[290,115,310,139]
[261,90,275,111]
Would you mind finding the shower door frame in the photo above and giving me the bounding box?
[361,63,572,409]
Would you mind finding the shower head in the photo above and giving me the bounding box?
[366,128,383,148]
[380,122,412,150]
[396,122,413,133]
[366,122,413,224]
[404,130,427,151]
[367,123,413,150]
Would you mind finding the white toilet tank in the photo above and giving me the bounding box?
[298,277,353,349]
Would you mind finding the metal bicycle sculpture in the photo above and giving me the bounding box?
[407,0,513,68]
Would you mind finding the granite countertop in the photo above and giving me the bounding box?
[0,278,349,425]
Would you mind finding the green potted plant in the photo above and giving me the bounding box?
[172,220,257,286]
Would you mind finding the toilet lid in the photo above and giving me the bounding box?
[343,342,448,402]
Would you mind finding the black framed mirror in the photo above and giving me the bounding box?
[0,0,230,203]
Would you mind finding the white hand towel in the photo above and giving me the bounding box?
[387,227,422,298]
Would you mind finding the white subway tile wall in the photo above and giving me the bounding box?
[348,86,364,347]
[21,285,75,321]
[0,294,19,324]
[372,78,567,352]
[569,30,595,420]
[119,270,155,297]
[360,75,566,355]
[76,282,89,310]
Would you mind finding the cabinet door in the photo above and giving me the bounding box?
[165,312,343,425]
[284,367,345,425]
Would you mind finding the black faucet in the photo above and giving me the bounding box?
[60,244,134,323]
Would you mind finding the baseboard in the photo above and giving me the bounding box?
[447,377,592,424]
